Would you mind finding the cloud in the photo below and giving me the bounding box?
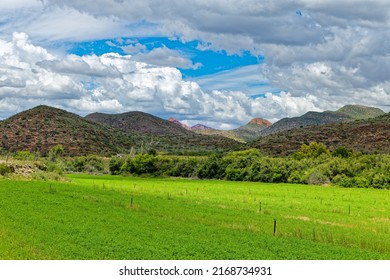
[193,65,271,95]
[1,1,390,127]
[130,45,202,70]
[120,42,147,54]
[0,32,325,128]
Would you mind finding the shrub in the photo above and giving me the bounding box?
[14,151,35,161]
[332,146,353,158]
[121,154,158,175]
[293,142,330,159]
[0,163,14,176]
[71,155,105,173]
[197,153,226,179]
[49,145,64,161]
[169,158,200,177]
[307,169,330,185]
[109,156,125,175]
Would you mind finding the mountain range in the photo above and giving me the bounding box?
[251,112,390,155]
[168,117,272,142]
[168,105,384,143]
[0,106,241,156]
[257,105,385,137]
[0,104,388,156]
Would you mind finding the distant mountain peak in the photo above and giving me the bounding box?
[168,117,190,130]
[248,118,272,127]
[337,104,385,120]
[191,124,212,131]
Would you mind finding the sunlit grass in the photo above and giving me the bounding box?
[0,175,389,259]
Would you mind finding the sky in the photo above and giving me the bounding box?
[0,0,389,129]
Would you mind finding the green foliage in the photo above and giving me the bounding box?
[197,153,227,179]
[332,146,353,158]
[121,154,158,175]
[109,156,126,175]
[293,142,330,159]
[49,144,65,161]
[168,158,200,177]
[14,151,35,161]
[68,155,105,173]
[0,163,14,176]
[104,142,389,189]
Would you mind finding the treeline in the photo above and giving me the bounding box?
[1,142,389,189]
[109,143,390,189]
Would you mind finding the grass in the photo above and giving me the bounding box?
[0,175,389,259]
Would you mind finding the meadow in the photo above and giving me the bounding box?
[0,174,389,260]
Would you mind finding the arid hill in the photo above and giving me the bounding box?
[251,113,390,156]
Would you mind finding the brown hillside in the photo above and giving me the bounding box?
[251,113,390,156]
[85,111,192,137]
[0,105,142,156]
[85,111,242,153]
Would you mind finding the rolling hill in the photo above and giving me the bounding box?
[0,106,242,156]
[168,117,272,143]
[258,105,385,137]
[85,111,193,137]
[84,111,242,154]
[251,112,390,156]
[0,105,142,156]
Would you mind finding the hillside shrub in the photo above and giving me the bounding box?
[121,154,158,175]
[0,163,14,176]
[197,153,227,179]
[168,158,200,177]
[109,156,126,175]
[293,142,330,159]
[69,155,105,173]
[332,146,353,158]
[14,151,35,161]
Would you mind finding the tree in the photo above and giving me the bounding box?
[293,142,330,159]
[332,146,353,158]
[49,144,64,161]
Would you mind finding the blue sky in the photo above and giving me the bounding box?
[0,1,389,128]
[69,37,262,77]
[67,36,271,98]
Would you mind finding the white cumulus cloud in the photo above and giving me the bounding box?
[0,32,327,128]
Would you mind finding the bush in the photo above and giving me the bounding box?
[70,155,105,173]
[293,142,330,159]
[307,169,330,185]
[168,158,200,177]
[0,163,14,176]
[14,151,35,161]
[121,154,158,175]
[197,153,226,179]
[49,145,64,161]
[109,156,125,175]
[332,146,353,158]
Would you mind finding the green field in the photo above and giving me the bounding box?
[0,175,389,259]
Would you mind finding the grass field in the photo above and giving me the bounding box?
[0,175,389,259]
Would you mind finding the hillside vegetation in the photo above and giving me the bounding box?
[252,113,390,156]
[258,105,385,137]
[0,105,242,156]
[0,105,142,156]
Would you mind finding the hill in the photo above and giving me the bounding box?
[85,111,192,137]
[231,118,272,142]
[168,117,272,143]
[0,106,241,156]
[0,105,142,156]
[258,105,385,137]
[337,104,385,120]
[85,111,242,154]
[251,113,390,156]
